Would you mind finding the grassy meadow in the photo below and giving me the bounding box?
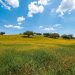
[0,35,75,75]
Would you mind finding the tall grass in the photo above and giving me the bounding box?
[0,48,75,75]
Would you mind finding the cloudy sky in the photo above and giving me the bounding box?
[0,0,75,35]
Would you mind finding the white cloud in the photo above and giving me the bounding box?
[28,12,33,17]
[18,22,22,25]
[4,25,24,29]
[17,16,25,23]
[0,0,19,10]
[0,0,11,10]
[13,26,23,29]
[39,24,62,31]
[39,25,43,28]
[53,24,61,28]
[56,0,75,16]
[38,0,50,5]
[28,1,44,17]
[39,25,55,31]
[6,0,19,8]
[28,0,50,17]
[17,16,25,25]
[4,25,13,28]
[4,16,25,30]
[43,27,54,31]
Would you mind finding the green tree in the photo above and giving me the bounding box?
[49,33,60,38]
[34,33,42,35]
[0,32,5,35]
[43,33,50,37]
[61,34,73,39]
[23,31,34,37]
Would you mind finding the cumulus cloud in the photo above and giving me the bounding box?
[6,0,19,8]
[28,1,44,17]
[38,0,50,5]
[28,0,50,17]
[4,25,24,29]
[4,16,25,30]
[0,0,19,10]
[17,16,25,25]
[56,0,75,16]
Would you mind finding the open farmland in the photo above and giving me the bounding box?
[0,35,75,75]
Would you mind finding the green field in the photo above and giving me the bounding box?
[0,35,75,75]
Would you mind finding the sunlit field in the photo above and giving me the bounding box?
[0,35,75,75]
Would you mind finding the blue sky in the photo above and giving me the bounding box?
[0,0,75,35]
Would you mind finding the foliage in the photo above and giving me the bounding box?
[34,33,42,35]
[43,33,60,38]
[43,33,50,37]
[0,32,5,35]
[61,34,73,39]
[23,31,34,37]
[49,33,60,38]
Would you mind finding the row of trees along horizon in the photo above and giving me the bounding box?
[0,31,75,39]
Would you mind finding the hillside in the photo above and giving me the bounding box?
[0,35,75,75]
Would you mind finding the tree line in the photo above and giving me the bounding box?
[22,31,75,39]
[0,31,75,39]
[43,33,74,39]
